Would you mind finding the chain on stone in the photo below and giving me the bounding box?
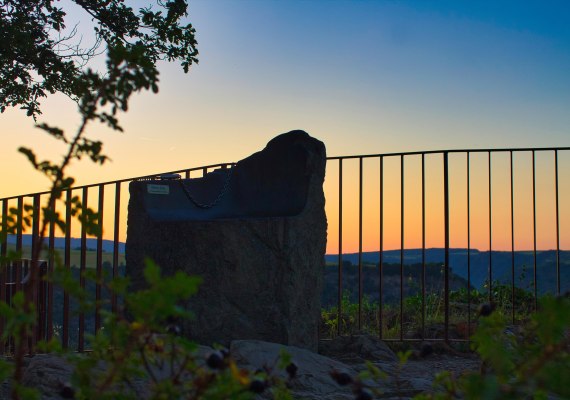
[178,167,233,209]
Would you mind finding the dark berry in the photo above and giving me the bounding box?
[166,324,181,335]
[59,383,75,399]
[249,379,266,394]
[355,389,373,400]
[206,351,225,369]
[220,347,230,359]
[331,370,353,386]
[420,343,433,358]
[286,362,298,379]
[478,303,496,317]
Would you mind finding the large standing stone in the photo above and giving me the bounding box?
[126,130,327,351]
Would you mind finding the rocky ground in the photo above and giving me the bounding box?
[1,335,480,399]
[317,335,480,399]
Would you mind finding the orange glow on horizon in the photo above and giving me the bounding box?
[325,151,570,255]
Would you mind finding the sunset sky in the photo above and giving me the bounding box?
[1,1,569,253]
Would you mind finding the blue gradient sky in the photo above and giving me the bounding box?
[1,0,569,197]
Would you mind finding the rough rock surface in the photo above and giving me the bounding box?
[231,340,356,400]
[2,339,482,400]
[230,338,480,400]
[126,130,327,351]
[20,355,74,400]
[319,334,398,364]
[5,345,216,400]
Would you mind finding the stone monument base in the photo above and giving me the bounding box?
[126,130,327,351]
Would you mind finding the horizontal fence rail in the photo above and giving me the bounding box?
[1,147,569,352]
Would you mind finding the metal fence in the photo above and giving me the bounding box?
[0,259,49,353]
[0,147,568,352]
[0,163,233,353]
[325,147,569,342]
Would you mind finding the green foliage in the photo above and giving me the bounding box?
[0,0,198,119]
[321,291,380,337]
[415,295,570,400]
[51,259,291,399]
[321,281,541,341]
[2,256,294,399]
[330,295,568,399]
[0,0,200,260]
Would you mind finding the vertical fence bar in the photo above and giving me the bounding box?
[78,187,87,352]
[31,195,40,257]
[47,198,55,341]
[185,170,190,179]
[112,182,121,314]
[467,153,472,338]
[510,151,515,324]
[0,200,6,257]
[1,200,7,352]
[95,185,104,332]
[1,200,6,258]
[337,159,343,336]
[532,151,537,310]
[12,206,25,350]
[15,197,23,293]
[23,257,32,353]
[63,190,72,349]
[40,262,49,341]
[554,150,560,296]
[378,156,384,339]
[32,194,42,346]
[358,157,363,332]
[488,152,493,303]
[421,154,426,339]
[36,262,46,347]
[16,197,23,254]
[202,167,208,177]
[400,155,404,341]
[443,152,450,343]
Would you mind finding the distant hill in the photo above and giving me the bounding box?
[325,249,570,293]
[6,234,125,254]
[7,235,568,293]
[321,261,469,307]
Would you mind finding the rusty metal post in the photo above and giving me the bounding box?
[337,159,343,336]
[400,155,404,341]
[63,190,72,349]
[378,156,384,339]
[112,182,121,314]
[95,185,104,332]
[78,187,88,351]
[443,152,450,343]
[358,157,363,332]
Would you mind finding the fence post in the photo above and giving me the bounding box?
[63,189,72,349]
[555,150,560,296]
[1,200,7,354]
[96,185,104,332]
[443,152,450,343]
[358,157,363,332]
[337,159,343,336]
[113,182,121,314]
[78,187,88,352]
[32,195,42,347]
